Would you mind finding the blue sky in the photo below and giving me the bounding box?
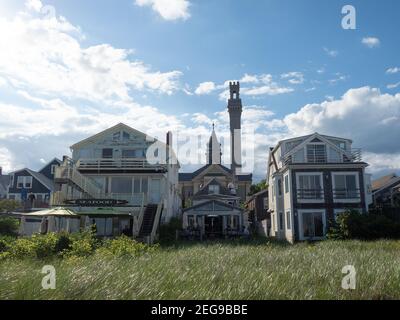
[0,0,400,181]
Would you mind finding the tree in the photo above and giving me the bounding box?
[248,180,267,196]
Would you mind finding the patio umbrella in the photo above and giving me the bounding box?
[47,216,57,233]
[24,207,78,217]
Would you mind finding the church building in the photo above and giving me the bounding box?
[178,82,252,208]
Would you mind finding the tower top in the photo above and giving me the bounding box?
[229,81,240,100]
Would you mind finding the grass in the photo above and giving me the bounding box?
[1,239,400,300]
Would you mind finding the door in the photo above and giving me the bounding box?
[205,216,223,236]
[149,178,161,204]
[301,211,325,240]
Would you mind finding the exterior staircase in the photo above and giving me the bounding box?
[137,203,163,244]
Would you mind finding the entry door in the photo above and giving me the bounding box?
[149,179,161,204]
[301,211,325,239]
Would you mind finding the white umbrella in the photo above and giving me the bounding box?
[24,207,78,217]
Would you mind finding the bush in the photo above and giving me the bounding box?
[0,217,19,236]
[63,230,97,257]
[97,236,158,257]
[328,210,400,240]
[159,217,182,244]
[0,199,21,213]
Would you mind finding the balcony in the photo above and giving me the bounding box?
[76,158,168,172]
[333,188,361,200]
[297,189,324,201]
[283,148,362,165]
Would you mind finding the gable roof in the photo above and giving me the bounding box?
[179,164,252,182]
[372,173,400,193]
[38,158,62,174]
[194,178,231,197]
[9,168,54,191]
[183,199,242,212]
[70,123,160,150]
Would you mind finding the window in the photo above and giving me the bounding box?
[286,211,291,230]
[279,212,284,230]
[122,131,130,141]
[333,173,359,200]
[102,148,113,159]
[110,177,132,194]
[112,132,121,141]
[141,178,148,194]
[51,165,57,174]
[209,184,220,194]
[134,178,141,193]
[277,179,282,197]
[307,144,326,163]
[17,176,33,189]
[284,175,289,194]
[297,174,323,200]
[301,210,325,239]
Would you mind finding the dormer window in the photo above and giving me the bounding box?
[306,144,326,163]
[209,185,220,194]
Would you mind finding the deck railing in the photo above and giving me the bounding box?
[76,158,168,171]
[282,148,362,165]
[333,188,361,200]
[297,188,324,200]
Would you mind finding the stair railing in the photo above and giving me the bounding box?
[149,201,163,244]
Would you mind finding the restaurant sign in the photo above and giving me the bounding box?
[64,199,129,207]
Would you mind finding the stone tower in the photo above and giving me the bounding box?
[206,123,222,165]
[227,81,242,175]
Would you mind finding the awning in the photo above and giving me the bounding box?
[79,208,133,216]
[23,207,79,217]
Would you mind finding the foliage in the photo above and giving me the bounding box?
[0,200,21,213]
[159,217,182,244]
[97,236,158,257]
[0,217,20,236]
[328,210,400,240]
[248,180,267,196]
[3,240,400,299]
[62,230,98,258]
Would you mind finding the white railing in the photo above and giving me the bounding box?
[149,202,163,244]
[282,148,362,165]
[55,165,102,198]
[76,158,168,171]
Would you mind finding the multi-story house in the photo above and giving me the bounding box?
[51,123,180,242]
[267,133,372,242]
[7,158,61,209]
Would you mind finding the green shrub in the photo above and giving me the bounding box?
[0,217,19,236]
[328,210,400,240]
[55,232,72,253]
[97,236,158,257]
[63,230,97,257]
[0,199,21,213]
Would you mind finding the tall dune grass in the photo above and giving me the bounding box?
[1,240,400,300]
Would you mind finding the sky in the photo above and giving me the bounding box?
[0,0,399,182]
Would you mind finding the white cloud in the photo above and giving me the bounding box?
[323,47,338,57]
[387,82,400,89]
[283,87,400,156]
[25,0,43,12]
[362,37,380,48]
[281,72,304,85]
[135,0,190,21]
[0,9,183,103]
[386,67,400,74]
[195,82,217,95]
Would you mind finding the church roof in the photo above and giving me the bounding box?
[178,164,252,182]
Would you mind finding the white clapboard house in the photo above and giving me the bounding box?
[50,123,181,243]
